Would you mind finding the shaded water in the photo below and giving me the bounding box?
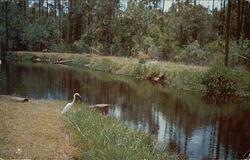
[0,62,249,159]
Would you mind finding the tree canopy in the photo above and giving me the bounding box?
[0,0,250,66]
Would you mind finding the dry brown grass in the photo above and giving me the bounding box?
[0,98,80,160]
[15,51,208,72]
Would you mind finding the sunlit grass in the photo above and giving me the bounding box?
[65,106,172,160]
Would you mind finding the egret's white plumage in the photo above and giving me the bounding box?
[61,93,81,114]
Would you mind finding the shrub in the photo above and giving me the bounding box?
[202,65,238,96]
[182,41,207,65]
[203,39,224,65]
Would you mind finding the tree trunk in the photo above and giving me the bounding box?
[54,0,57,19]
[224,0,232,66]
[46,0,49,17]
[243,3,249,38]
[179,24,183,48]
[41,0,45,16]
[236,0,241,42]
[39,0,41,17]
[22,0,27,16]
[240,0,245,36]
[177,0,181,12]
[2,1,9,60]
[18,0,27,16]
[162,0,165,12]
[59,0,63,40]
[221,0,227,35]
[68,0,73,43]
[87,0,93,29]
[177,0,183,47]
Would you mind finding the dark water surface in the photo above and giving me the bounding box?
[0,62,249,159]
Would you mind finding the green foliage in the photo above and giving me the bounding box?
[182,41,207,65]
[2,0,250,68]
[2,3,28,50]
[72,40,89,53]
[230,38,250,67]
[172,39,226,66]
[22,18,60,51]
[168,4,216,46]
[181,5,215,44]
[202,38,225,65]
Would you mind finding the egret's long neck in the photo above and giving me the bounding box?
[72,95,76,104]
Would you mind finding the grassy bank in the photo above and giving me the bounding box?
[6,51,250,96]
[0,97,172,159]
[7,51,207,91]
[66,106,172,160]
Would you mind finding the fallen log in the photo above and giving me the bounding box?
[32,58,42,62]
[234,53,249,60]
[90,47,104,55]
[95,104,111,108]
[54,60,72,64]
[0,95,29,102]
[90,104,111,108]
[147,72,165,84]
[32,58,50,63]
[89,104,111,115]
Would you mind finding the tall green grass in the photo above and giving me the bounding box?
[65,106,172,160]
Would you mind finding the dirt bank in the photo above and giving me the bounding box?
[0,98,79,160]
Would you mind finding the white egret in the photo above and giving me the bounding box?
[61,93,81,114]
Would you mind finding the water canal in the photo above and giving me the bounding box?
[0,62,249,159]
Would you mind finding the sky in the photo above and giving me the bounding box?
[120,0,223,11]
